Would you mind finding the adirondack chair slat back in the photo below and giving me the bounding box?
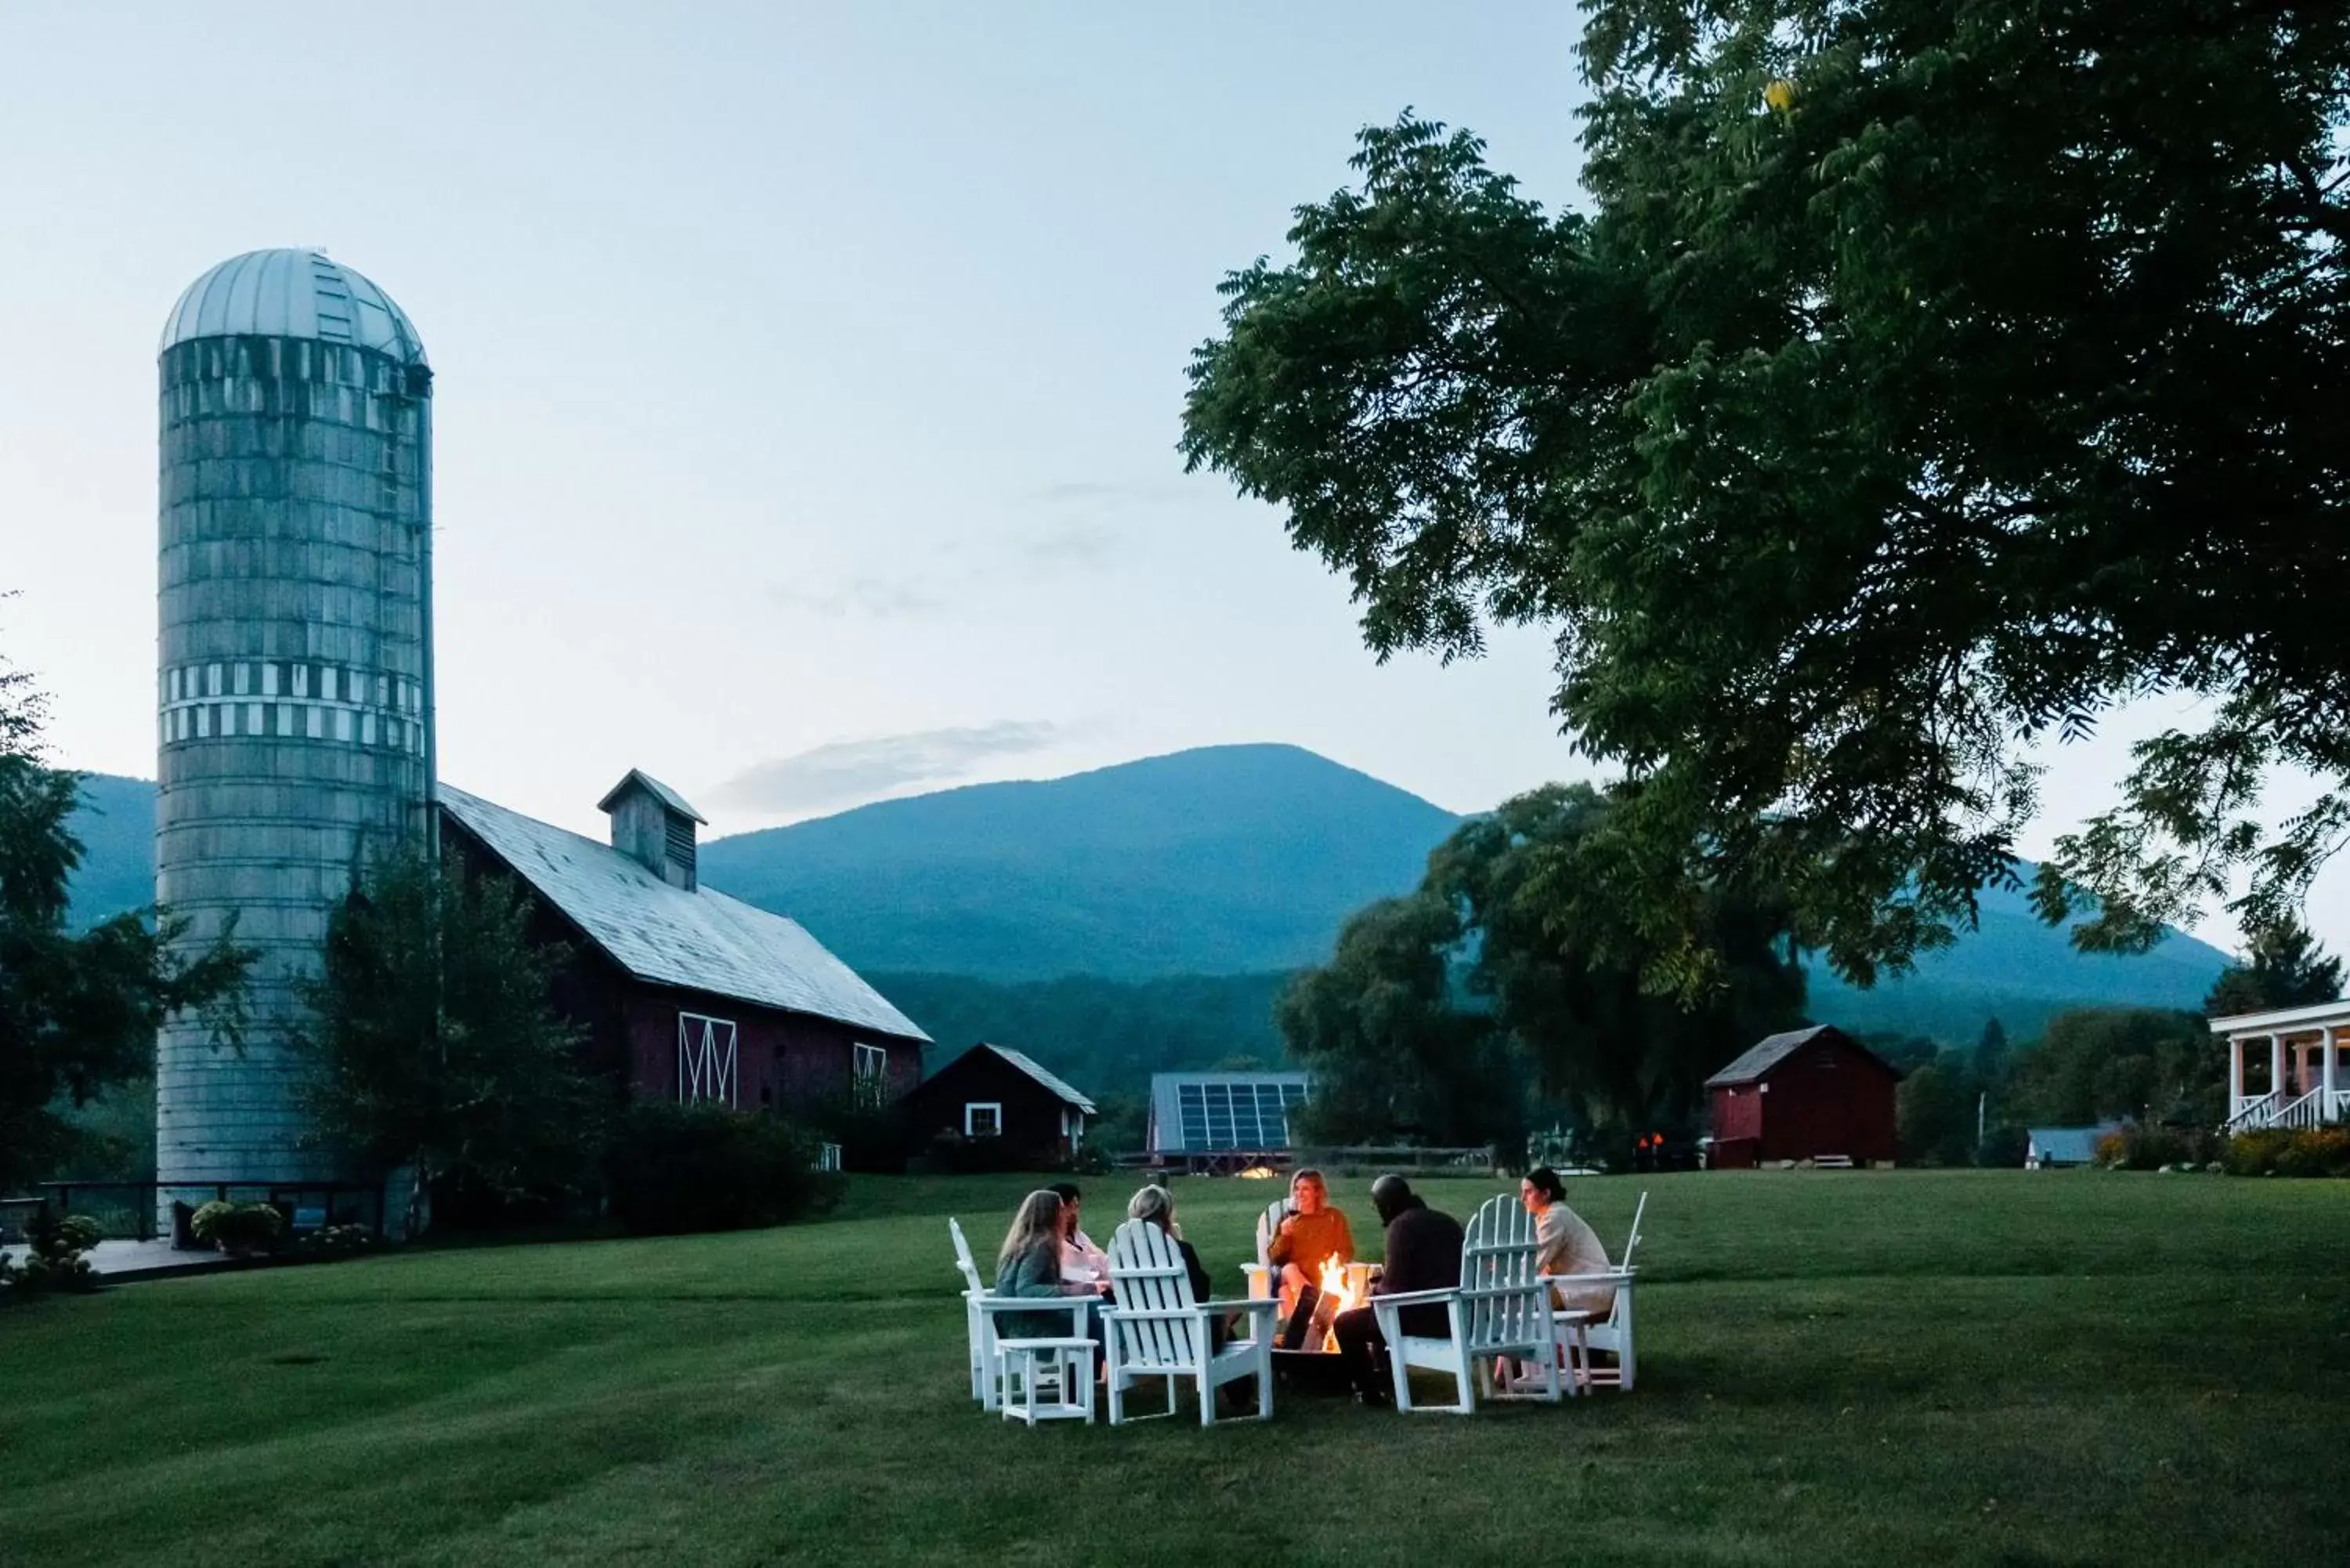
[1108,1219,1206,1368]
[1253,1199,1289,1269]
[949,1216,985,1294]
[1622,1190,1648,1267]
[1459,1194,1548,1352]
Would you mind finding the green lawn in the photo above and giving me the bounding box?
[4,1172,2347,1566]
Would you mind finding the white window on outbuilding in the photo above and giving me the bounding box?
[966,1102,1003,1139]
[854,1042,888,1080]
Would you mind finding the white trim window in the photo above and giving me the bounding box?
[854,1042,888,1080]
[965,1102,1003,1139]
[678,1012,739,1107]
[852,1041,889,1106]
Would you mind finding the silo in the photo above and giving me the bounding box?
[154,249,434,1213]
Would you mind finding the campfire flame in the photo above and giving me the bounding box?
[1314,1256,1361,1350]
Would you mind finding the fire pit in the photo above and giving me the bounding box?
[1268,1259,1376,1393]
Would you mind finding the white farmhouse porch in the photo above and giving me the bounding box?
[2211,1000,2350,1132]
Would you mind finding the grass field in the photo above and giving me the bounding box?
[3,1171,2347,1566]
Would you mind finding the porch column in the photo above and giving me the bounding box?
[2230,1036,2245,1111]
[2326,1028,2338,1105]
[2272,1035,2287,1100]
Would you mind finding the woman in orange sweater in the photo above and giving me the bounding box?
[1267,1168,1355,1292]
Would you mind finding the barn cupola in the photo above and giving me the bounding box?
[597,769,707,892]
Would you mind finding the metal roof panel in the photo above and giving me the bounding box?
[439,784,926,1042]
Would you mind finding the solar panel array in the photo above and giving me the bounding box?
[1174,1079,1311,1151]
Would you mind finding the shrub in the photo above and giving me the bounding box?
[2099,1125,2221,1171]
[2224,1127,2350,1178]
[808,1090,909,1175]
[2,1209,108,1302]
[606,1101,841,1234]
[50,1214,104,1252]
[189,1200,286,1252]
[294,1223,377,1259]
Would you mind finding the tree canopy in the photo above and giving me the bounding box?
[2202,916,2345,1016]
[1278,782,1806,1142]
[297,849,606,1215]
[1182,1,2350,990]
[1,649,251,1192]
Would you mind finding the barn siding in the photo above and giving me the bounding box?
[442,812,924,1119]
[1708,1029,1898,1166]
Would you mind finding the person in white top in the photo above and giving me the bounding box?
[1050,1181,1110,1284]
[1520,1166,1616,1317]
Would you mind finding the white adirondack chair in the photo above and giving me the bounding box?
[1546,1190,1645,1393]
[1242,1198,1289,1299]
[1100,1219,1278,1426]
[951,1216,1087,1413]
[949,1217,994,1404]
[1368,1193,1560,1414]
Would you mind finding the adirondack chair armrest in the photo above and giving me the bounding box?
[972,1295,1087,1324]
[1365,1285,1458,1309]
[1197,1296,1279,1316]
[1099,1306,1215,1323]
[1541,1268,1636,1287]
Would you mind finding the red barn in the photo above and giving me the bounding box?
[1705,1026,1898,1169]
[438,771,928,1118]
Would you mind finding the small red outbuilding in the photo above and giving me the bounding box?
[1705,1025,1899,1169]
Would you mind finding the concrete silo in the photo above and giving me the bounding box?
[154,248,434,1211]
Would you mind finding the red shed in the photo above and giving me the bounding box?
[1705,1026,1898,1169]
[438,773,929,1119]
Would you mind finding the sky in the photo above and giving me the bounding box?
[0,2,2326,958]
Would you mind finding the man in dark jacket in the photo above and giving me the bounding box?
[1332,1175,1465,1404]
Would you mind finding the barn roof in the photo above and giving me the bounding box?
[1705,1025,1887,1087]
[440,785,927,1042]
[957,1043,1096,1113]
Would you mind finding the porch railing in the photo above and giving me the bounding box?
[2274,1089,2330,1130]
[2224,1092,2280,1133]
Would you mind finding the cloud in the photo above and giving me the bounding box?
[768,576,948,620]
[1021,520,1118,566]
[708,721,1068,815]
[1025,479,1195,508]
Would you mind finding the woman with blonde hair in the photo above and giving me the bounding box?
[995,1190,1099,1340]
[1126,1183,1220,1346]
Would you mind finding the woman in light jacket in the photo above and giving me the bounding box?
[995,1190,1098,1340]
[1520,1165,1616,1317]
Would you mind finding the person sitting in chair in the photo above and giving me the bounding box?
[1126,1184,1216,1324]
[995,1190,1101,1342]
[1332,1175,1463,1407]
[1520,1166,1616,1318]
[1267,1168,1355,1295]
[1050,1180,1110,1286]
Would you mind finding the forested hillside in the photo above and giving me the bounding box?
[60,749,2236,1104]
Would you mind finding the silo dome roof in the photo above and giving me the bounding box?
[160,248,426,365]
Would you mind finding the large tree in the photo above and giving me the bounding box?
[2203,916,2345,1016]
[1,648,251,1192]
[1279,783,1806,1138]
[297,849,606,1223]
[1182,2,2350,990]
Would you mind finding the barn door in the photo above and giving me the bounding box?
[678,1012,739,1106]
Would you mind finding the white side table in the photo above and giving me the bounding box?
[995,1336,1097,1425]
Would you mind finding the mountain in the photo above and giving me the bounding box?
[1811,876,2232,1044]
[61,772,156,929]
[697,744,1462,981]
[57,747,2236,1081]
